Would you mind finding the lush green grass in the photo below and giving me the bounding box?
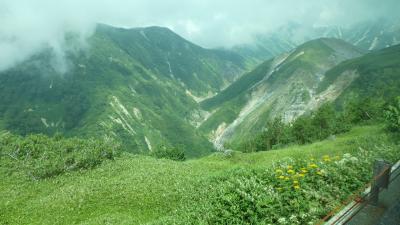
[157,130,399,224]
[198,125,383,167]
[1,125,393,225]
[0,133,118,179]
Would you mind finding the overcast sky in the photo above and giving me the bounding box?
[0,0,399,72]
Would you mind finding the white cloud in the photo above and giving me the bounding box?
[0,0,398,72]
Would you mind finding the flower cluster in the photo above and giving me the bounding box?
[274,154,342,191]
[159,136,400,225]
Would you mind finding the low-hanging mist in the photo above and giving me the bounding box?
[0,0,399,72]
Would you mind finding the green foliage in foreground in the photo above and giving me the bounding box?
[0,133,119,179]
[155,135,400,225]
[385,97,400,133]
[0,125,396,225]
[150,144,186,161]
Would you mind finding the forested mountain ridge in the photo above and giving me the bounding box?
[0,24,249,157]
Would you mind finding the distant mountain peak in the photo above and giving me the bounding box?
[233,19,400,63]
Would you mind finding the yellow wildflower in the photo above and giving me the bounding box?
[285,177,290,180]
[301,169,308,173]
[293,180,299,184]
[275,169,283,173]
[294,185,300,189]
[309,163,318,168]
[287,165,293,169]
[316,171,323,176]
[287,169,295,174]
[324,158,331,162]
[299,174,305,177]
[278,175,285,179]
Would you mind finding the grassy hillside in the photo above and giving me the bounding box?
[0,24,250,157]
[1,125,399,224]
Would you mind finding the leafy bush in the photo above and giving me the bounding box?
[292,103,352,144]
[385,97,400,133]
[343,98,385,124]
[151,144,186,161]
[243,117,292,152]
[291,115,316,145]
[155,135,400,225]
[0,133,120,179]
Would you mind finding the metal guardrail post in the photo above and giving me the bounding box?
[370,159,391,206]
[321,160,400,225]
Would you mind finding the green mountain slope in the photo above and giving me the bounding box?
[97,24,247,95]
[200,38,365,149]
[319,44,400,105]
[0,24,248,157]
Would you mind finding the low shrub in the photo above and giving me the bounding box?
[0,133,120,179]
[385,97,400,133]
[154,135,400,225]
[150,144,186,161]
